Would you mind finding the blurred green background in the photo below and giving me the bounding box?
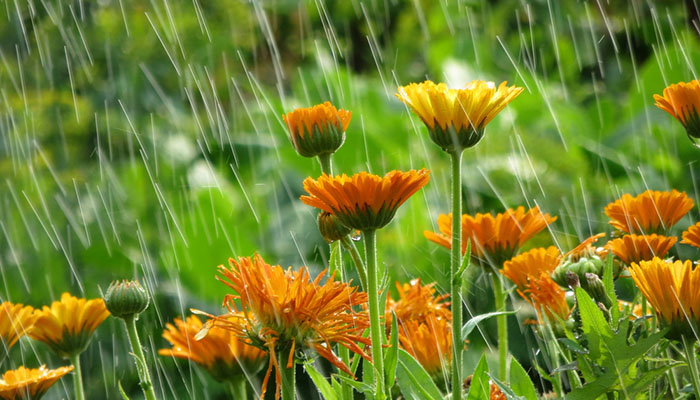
[2,0,700,398]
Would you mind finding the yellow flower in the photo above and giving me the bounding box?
[0,365,73,400]
[681,221,700,249]
[282,102,351,157]
[29,293,110,358]
[500,246,561,290]
[520,273,571,323]
[605,234,677,265]
[0,303,37,353]
[301,169,430,231]
[604,190,694,234]
[629,257,700,338]
[425,206,557,268]
[654,80,700,143]
[196,254,370,400]
[397,315,452,376]
[396,80,523,152]
[159,314,266,382]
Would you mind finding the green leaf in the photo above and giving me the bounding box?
[489,375,526,400]
[603,253,619,328]
[395,349,443,400]
[462,311,516,339]
[466,354,490,400]
[335,375,376,395]
[508,358,538,400]
[329,241,341,276]
[384,311,399,390]
[576,287,610,361]
[557,338,588,354]
[117,381,131,400]
[305,361,340,400]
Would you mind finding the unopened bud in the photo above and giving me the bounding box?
[104,280,150,319]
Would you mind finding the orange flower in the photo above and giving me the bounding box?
[396,80,523,152]
[604,190,693,234]
[564,233,608,261]
[425,206,557,268]
[159,314,266,382]
[0,365,73,400]
[397,315,452,376]
[654,81,700,143]
[681,222,700,249]
[386,279,450,325]
[29,293,110,358]
[282,102,351,157]
[301,169,430,231]
[490,383,507,400]
[196,254,370,400]
[0,303,37,353]
[629,258,700,338]
[606,234,677,265]
[520,273,570,322]
[500,246,561,290]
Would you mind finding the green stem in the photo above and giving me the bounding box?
[123,315,158,400]
[333,240,354,400]
[280,347,296,400]
[364,229,386,400]
[69,353,86,400]
[228,379,247,400]
[683,336,700,400]
[449,150,464,399]
[668,347,681,398]
[318,153,332,175]
[491,273,508,381]
[340,236,368,291]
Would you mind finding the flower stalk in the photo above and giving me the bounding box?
[69,353,86,400]
[491,272,508,381]
[682,336,700,400]
[364,229,386,399]
[124,314,158,400]
[280,347,296,400]
[450,150,464,399]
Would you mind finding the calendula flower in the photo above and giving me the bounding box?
[386,279,450,325]
[282,102,351,157]
[604,190,694,234]
[654,80,700,143]
[552,233,610,288]
[159,314,266,382]
[629,257,700,339]
[520,273,571,323]
[301,169,430,231]
[396,80,523,152]
[397,315,452,376]
[490,382,507,400]
[0,365,73,400]
[500,246,561,290]
[425,206,557,268]
[29,293,110,358]
[196,254,370,400]
[605,234,677,265]
[0,303,37,353]
[681,221,700,249]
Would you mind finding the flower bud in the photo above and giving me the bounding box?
[104,280,150,319]
[317,212,352,243]
[283,102,351,158]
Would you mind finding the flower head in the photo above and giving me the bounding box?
[396,80,523,152]
[0,303,37,353]
[654,80,700,143]
[197,254,370,399]
[605,234,677,265]
[520,273,571,323]
[0,365,73,400]
[629,257,700,339]
[386,279,450,325]
[681,222,700,249]
[500,246,561,290]
[397,315,452,376]
[159,314,266,382]
[604,190,693,234]
[29,293,109,358]
[425,206,556,268]
[301,169,430,231]
[103,280,149,319]
[282,102,351,157]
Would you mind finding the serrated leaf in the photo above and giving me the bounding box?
[305,361,339,400]
[603,254,619,327]
[466,354,489,400]
[395,349,443,400]
[508,358,538,400]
